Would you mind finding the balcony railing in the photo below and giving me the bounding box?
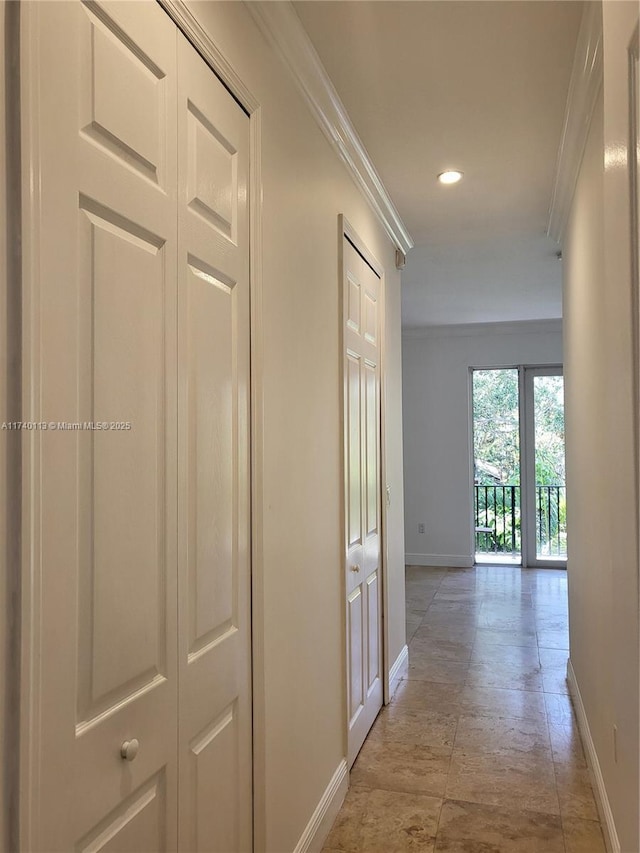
[535,485,567,557]
[474,484,567,558]
[475,485,520,554]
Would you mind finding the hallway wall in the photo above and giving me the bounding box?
[563,86,615,842]
[402,322,562,567]
[179,3,407,851]
[564,3,639,848]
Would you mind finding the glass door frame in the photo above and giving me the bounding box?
[470,365,523,566]
[522,365,566,568]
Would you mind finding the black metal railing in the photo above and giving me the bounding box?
[536,485,567,557]
[474,484,567,558]
[474,485,520,554]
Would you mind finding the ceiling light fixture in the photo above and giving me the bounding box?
[438,170,463,185]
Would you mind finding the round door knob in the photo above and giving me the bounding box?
[120,739,139,762]
[351,564,361,573]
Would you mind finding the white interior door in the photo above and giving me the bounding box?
[343,234,383,767]
[21,3,251,850]
[23,2,179,848]
[177,31,252,853]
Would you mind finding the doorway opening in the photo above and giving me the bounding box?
[471,366,567,567]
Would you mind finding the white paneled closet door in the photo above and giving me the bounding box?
[176,31,252,853]
[343,237,383,767]
[27,2,180,848]
[22,2,251,851]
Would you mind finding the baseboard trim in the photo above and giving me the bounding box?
[293,758,349,853]
[388,644,409,695]
[405,553,474,568]
[566,659,620,853]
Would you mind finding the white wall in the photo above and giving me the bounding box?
[402,322,562,566]
[564,3,639,849]
[601,6,640,847]
[563,86,618,847]
[177,4,406,851]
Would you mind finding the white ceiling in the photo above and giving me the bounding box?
[293,0,583,328]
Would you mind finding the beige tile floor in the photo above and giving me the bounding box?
[323,565,607,853]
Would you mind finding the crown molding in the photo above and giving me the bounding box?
[547,1,603,244]
[245,1,414,256]
[402,318,563,340]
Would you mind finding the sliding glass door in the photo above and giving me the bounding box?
[523,367,567,566]
[472,368,522,564]
[472,366,566,568]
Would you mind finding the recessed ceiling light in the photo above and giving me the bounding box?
[438,170,464,185]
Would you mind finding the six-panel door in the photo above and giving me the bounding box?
[177,32,252,853]
[24,2,251,849]
[343,238,383,768]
